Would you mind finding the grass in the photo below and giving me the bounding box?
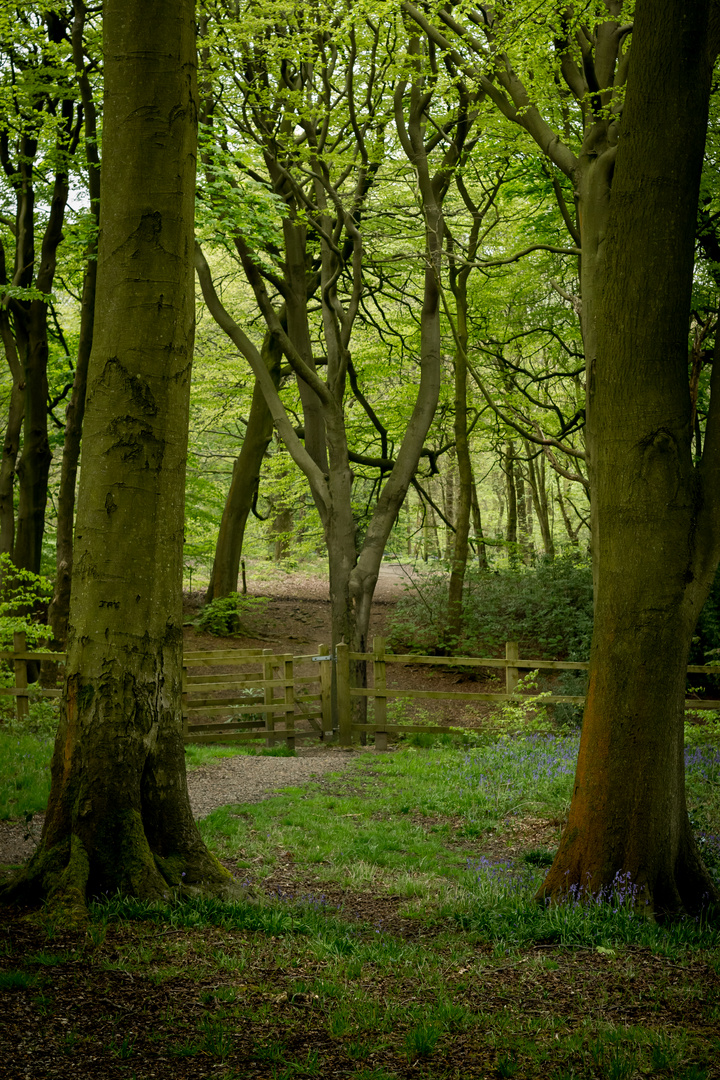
[0,729,54,820]
[1,717,719,1077]
[0,723,296,820]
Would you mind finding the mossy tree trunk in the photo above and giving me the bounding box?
[538,0,720,916]
[5,0,230,913]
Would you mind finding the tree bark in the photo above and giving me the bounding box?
[538,0,720,916]
[0,308,25,561]
[469,470,489,571]
[504,439,518,562]
[4,0,231,913]
[525,442,554,559]
[515,461,531,564]
[446,275,473,642]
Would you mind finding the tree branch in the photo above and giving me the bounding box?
[194,241,330,517]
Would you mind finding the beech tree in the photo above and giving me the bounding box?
[194,4,482,696]
[538,0,720,914]
[5,0,231,910]
[405,0,720,913]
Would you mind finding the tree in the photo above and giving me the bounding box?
[401,0,720,913]
[0,4,81,576]
[538,0,720,914]
[195,4,481,698]
[203,329,280,602]
[4,0,231,912]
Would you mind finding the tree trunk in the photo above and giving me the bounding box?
[446,281,473,642]
[526,443,554,559]
[4,0,230,913]
[443,453,455,561]
[0,311,25,561]
[515,462,532,564]
[271,507,293,563]
[205,331,280,601]
[504,440,518,562]
[13,301,53,575]
[539,0,720,916]
[47,261,96,647]
[470,471,489,571]
[556,477,581,546]
[284,221,328,476]
[48,0,102,648]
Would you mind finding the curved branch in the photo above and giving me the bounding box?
[232,231,335,408]
[194,241,330,517]
[462,242,581,270]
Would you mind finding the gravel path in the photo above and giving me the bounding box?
[0,747,361,867]
[186,746,359,819]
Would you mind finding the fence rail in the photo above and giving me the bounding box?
[2,634,720,748]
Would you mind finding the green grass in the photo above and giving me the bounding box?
[2,715,720,1077]
[184,741,296,770]
[0,729,292,821]
[196,734,578,891]
[0,730,54,819]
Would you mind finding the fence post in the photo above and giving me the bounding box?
[317,643,333,741]
[505,640,519,696]
[336,642,352,747]
[283,654,295,751]
[181,663,188,740]
[263,648,275,747]
[13,631,28,721]
[373,635,388,752]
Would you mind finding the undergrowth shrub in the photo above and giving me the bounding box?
[0,554,53,650]
[388,554,594,661]
[193,594,268,636]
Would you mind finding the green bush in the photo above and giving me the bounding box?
[0,554,52,649]
[388,554,594,661]
[193,593,268,636]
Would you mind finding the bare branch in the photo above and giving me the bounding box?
[194,241,330,517]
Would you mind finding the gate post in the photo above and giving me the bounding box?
[317,643,333,741]
[373,635,388,752]
[283,654,295,751]
[505,640,519,696]
[263,648,275,747]
[13,631,28,721]
[336,642,352,747]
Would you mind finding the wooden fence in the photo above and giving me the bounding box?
[182,646,332,748]
[2,633,720,749]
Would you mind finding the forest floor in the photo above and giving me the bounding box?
[2,737,719,1080]
[2,563,719,1078]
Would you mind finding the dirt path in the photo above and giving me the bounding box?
[183,560,422,653]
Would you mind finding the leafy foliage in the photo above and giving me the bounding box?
[0,554,53,649]
[388,554,594,659]
[193,593,269,636]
